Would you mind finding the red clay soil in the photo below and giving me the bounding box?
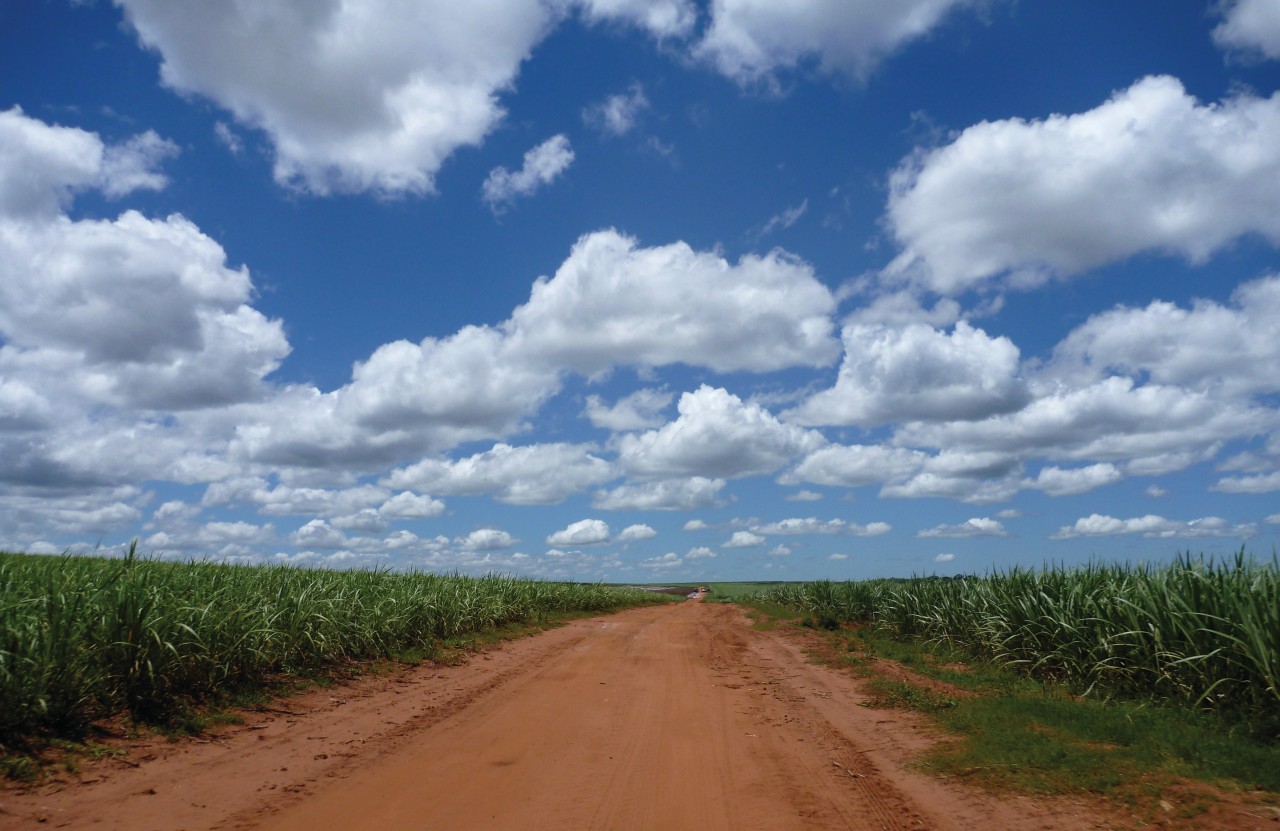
[0,599,1264,830]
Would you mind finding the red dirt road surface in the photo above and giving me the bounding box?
[4,600,1118,830]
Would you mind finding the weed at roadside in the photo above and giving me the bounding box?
[737,596,1280,811]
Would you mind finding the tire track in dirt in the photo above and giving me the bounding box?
[1,600,1116,831]
[699,613,925,829]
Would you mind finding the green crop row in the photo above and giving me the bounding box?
[757,551,1280,737]
[0,549,663,747]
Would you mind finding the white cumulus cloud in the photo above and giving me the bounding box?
[583,83,651,136]
[876,450,1023,504]
[1024,464,1123,497]
[695,0,977,87]
[458,528,518,550]
[0,107,176,216]
[756,199,808,238]
[784,444,927,489]
[240,230,840,471]
[917,517,1006,538]
[1212,471,1280,494]
[202,480,391,518]
[330,509,388,533]
[378,491,446,519]
[482,134,575,212]
[1051,514,1257,540]
[619,386,826,479]
[752,517,890,536]
[592,477,726,511]
[574,0,696,39]
[0,109,288,414]
[617,523,658,542]
[290,519,349,549]
[1214,0,1280,60]
[118,0,558,196]
[583,388,673,431]
[507,230,839,375]
[547,518,611,546]
[885,76,1280,294]
[147,520,277,552]
[895,378,1268,474]
[1045,275,1280,398]
[0,109,289,505]
[640,551,682,569]
[787,321,1027,426]
[388,443,615,505]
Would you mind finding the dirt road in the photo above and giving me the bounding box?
[2,600,1112,830]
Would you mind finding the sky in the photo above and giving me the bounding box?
[1,0,1279,582]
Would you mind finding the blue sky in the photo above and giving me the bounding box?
[2,0,1279,581]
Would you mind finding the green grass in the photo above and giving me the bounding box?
[0,548,665,755]
[0,754,40,782]
[863,678,960,715]
[929,689,1280,795]
[750,602,1280,801]
[742,599,802,631]
[755,551,1280,740]
[704,581,793,600]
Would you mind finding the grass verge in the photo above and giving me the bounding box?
[740,598,1280,815]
